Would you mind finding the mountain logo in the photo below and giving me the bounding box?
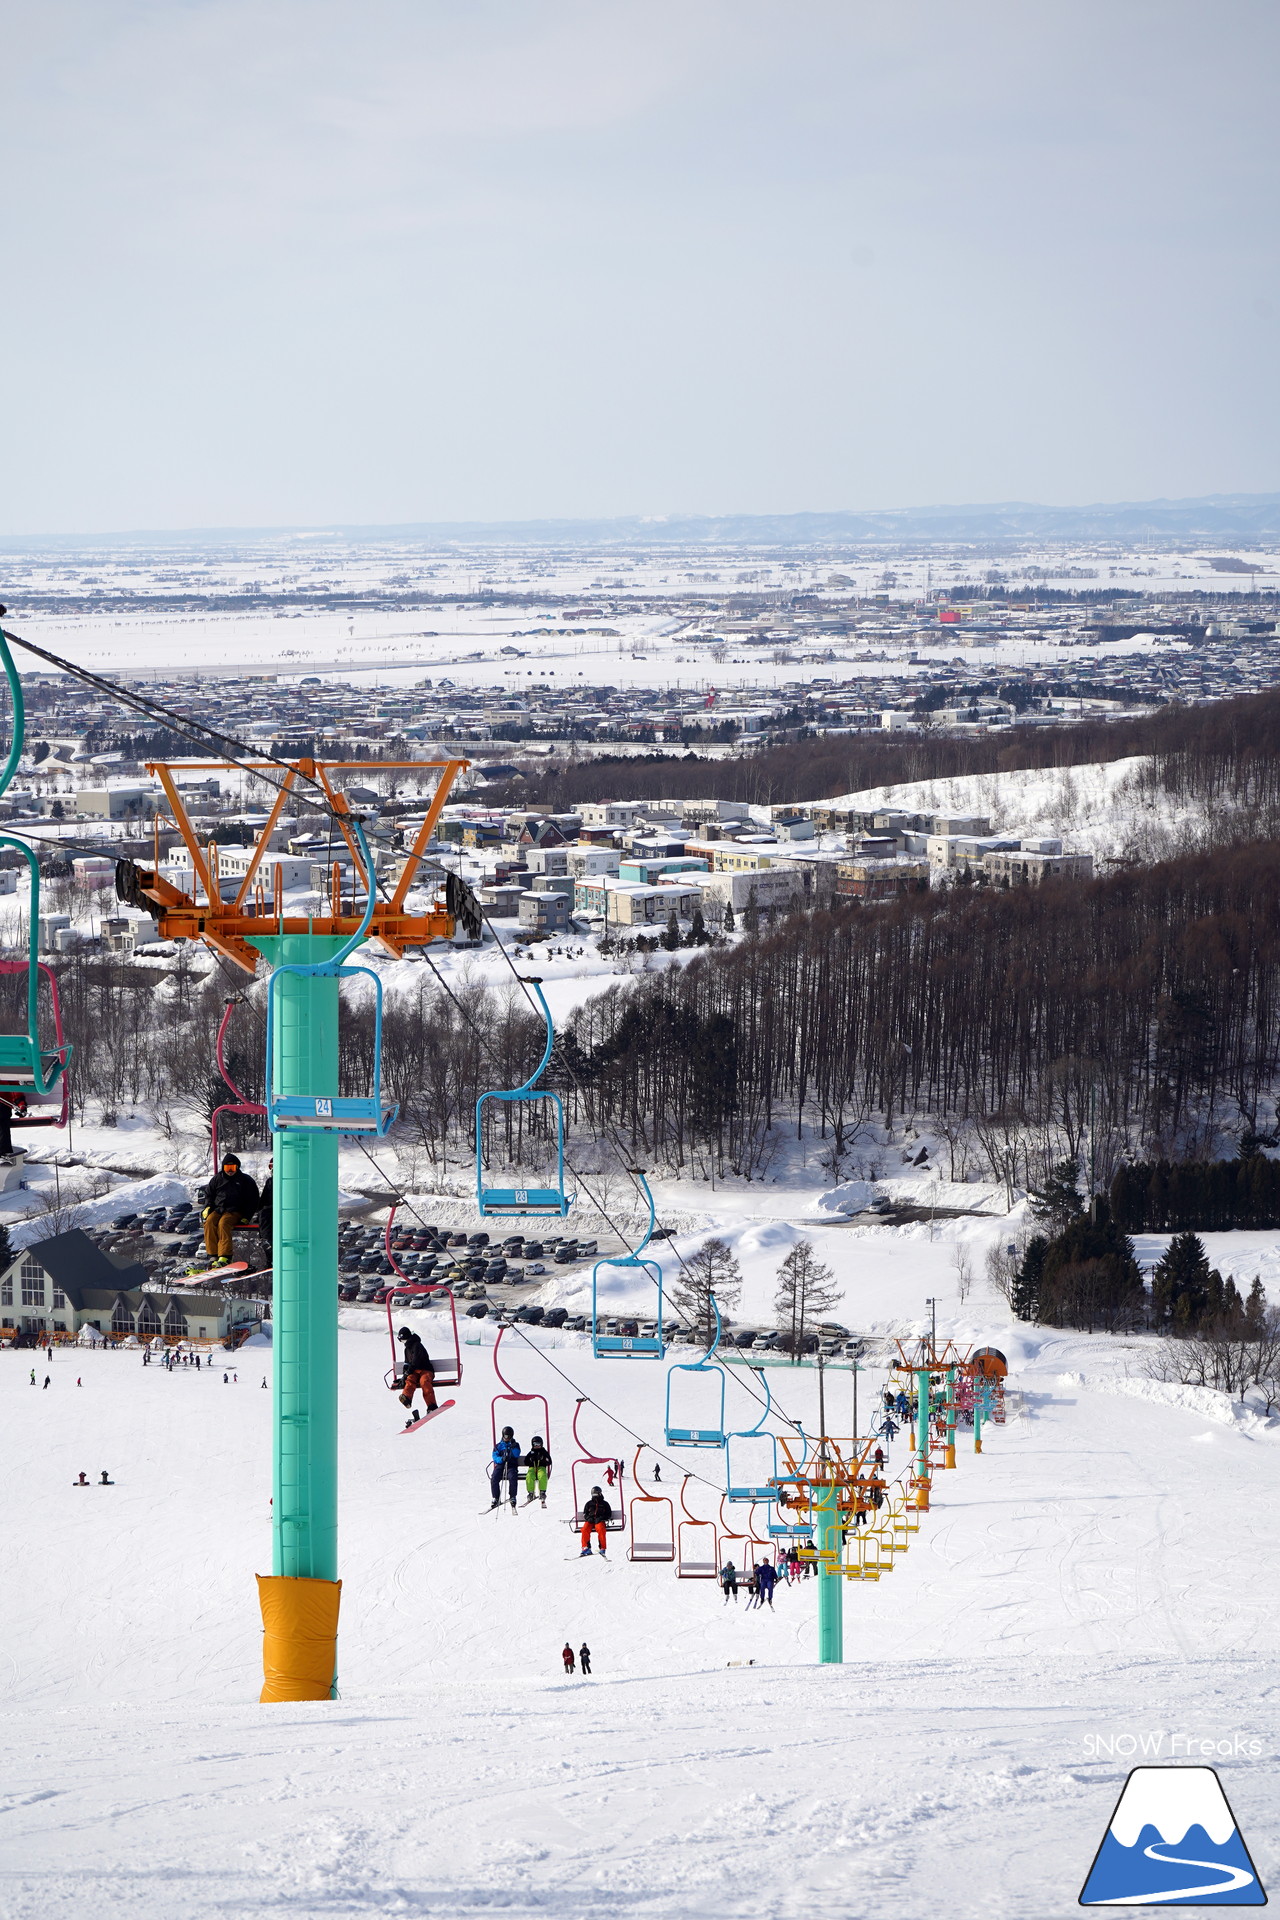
[1080,1766,1266,1906]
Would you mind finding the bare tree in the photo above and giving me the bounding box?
[673,1236,742,1343]
[985,1231,1030,1309]
[1147,1310,1280,1403]
[773,1238,839,1358]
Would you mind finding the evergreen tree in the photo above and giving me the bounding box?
[1030,1158,1084,1232]
[1037,1209,1144,1331]
[690,905,708,946]
[0,1220,13,1274]
[1150,1232,1212,1330]
[743,886,759,936]
[1013,1235,1047,1320]
[663,909,680,952]
[722,901,735,933]
[1246,1275,1268,1332]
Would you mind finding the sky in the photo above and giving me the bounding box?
[3,0,1279,533]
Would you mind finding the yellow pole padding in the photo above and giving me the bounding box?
[257,1574,342,1703]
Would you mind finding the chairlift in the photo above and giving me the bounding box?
[717,1494,757,1575]
[675,1474,719,1579]
[382,1204,463,1392]
[591,1169,664,1358]
[489,1322,550,1450]
[475,979,569,1215]
[210,998,267,1163]
[569,1400,626,1532]
[265,821,398,1137]
[724,1364,780,1501]
[664,1294,727,1448]
[626,1446,674,1563]
[0,844,72,1123]
[767,1422,816,1539]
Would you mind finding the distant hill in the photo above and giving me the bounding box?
[6,492,1280,550]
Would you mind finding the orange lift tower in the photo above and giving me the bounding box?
[121,754,469,1699]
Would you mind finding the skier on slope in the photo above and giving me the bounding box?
[523,1435,552,1506]
[578,1643,591,1675]
[561,1643,575,1674]
[490,1427,521,1509]
[396,1327,438,1415]
[579,1485,612,1556]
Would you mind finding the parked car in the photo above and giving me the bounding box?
[515,1304,544,1324]
[524,1261,546,1276]
[465,1300,489,1319]
[542,1307,568,1328]
[467,1232,490,1248]
[523,1242,545,1258]
[563,1314,587,1331]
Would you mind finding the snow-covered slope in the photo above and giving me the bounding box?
[823,755,1213,863]
[1,1270,1277,1918]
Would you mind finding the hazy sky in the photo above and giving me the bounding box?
[4,1,1278,532]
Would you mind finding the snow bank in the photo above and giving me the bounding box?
[1058,1371,1277,1437]
[8,1173,194,1248]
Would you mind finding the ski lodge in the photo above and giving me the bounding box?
[0,1229,254,1343]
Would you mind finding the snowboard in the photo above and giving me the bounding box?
[398,1398,455,1435]
[183,1260,251,1280]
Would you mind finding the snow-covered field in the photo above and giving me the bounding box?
[2,533,1257,692]
[1,1184,1277,1918]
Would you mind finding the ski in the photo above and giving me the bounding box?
[397,1399,456,1435]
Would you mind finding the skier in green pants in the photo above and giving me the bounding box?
[524,1435,552,1506]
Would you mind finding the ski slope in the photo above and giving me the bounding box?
[0,1301,1276,1918]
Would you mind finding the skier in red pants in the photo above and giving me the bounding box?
[579,1486,612,1556]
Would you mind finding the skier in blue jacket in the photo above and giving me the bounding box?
[490,1427,521,1509]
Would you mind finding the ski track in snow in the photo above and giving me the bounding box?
[0,1305,1278,1918]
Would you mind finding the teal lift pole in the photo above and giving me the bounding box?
[916,1366,931,1510]
[815,1473,843,1663]
[250,932,345,1585]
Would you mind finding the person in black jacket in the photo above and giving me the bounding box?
[200,1154,260,1265]
[396,1327,437,1414]
[490,1428,521,1508]
[579,1485,612,1556]
[254,1157,273,1272]
[523,1435,552,1506]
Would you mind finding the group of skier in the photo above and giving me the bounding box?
[488,1426,555,1510]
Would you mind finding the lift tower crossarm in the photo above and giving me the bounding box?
[136,755,471,974]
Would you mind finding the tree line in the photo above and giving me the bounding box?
[490,684,1280,819]
[558,839,1280,1183]
[1109,1155,1280,1232]
[7,829,1280,1204]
